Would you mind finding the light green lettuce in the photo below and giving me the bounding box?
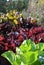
[1,39,44,65]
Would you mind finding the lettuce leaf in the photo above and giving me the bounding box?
[1,39,44,65]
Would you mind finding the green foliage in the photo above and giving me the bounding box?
[2,51,16,65]
[0,0,6,13]
[0,0,29,13]
[1,39,44,65]
[16,0,24,11]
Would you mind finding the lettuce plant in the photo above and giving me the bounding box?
[1,39,44,65]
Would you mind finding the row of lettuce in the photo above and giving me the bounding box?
[1,39,44,65]
[0,10,23,25]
